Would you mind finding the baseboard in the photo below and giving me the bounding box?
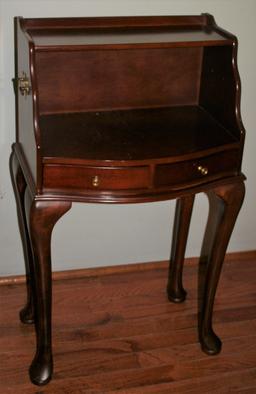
[1,250,255,286]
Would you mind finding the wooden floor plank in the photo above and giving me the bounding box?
[105,368,256,394]
[0,252,256,393]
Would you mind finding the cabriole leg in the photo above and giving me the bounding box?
[10,150,34,324]
[167,194,195,303]
[25,194,71,386]
[199,181,245,355]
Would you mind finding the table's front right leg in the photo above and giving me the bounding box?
[199,180,245,355]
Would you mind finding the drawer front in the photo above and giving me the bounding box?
[44,165,150,191]
[155,150,239,188]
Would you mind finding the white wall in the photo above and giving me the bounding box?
[0,0,255,276]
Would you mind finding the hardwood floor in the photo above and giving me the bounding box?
[1,251,256,393]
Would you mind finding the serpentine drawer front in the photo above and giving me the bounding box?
[43,150,240,194]
[11,14,246,386]
[155,150,240,189]
[43,164,150,191]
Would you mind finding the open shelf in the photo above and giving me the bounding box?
[29,27,231,49]
[23,15,233,50]
[40,105,238,163]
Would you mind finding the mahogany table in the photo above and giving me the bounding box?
[10,14,246,385]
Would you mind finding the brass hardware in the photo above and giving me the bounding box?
[18,72,31,97]
[92,175,100,187]
[197,165,208,175]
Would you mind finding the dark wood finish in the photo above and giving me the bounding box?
[36,48,202,114]
[30,28,230,49]
[167,195,195,302]
[44,164,150,192]
[155,149,239,188]
[14,17,39,185]
[14,14,245,198]
[11,14,246,385]
[20,14,214,30]
[200,46,239,137]
[9,151,34,324]
[1,252,256,393]
[39,107,238,161]
[198,180,245,355]
[25,194,71,385]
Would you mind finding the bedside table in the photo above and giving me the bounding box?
[10,14,245,385]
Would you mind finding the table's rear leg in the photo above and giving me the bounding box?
[199,181,245,355]
[167,194,195,303]
[10,150,34,324]
[26,194,71,386]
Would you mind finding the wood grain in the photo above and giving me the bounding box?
[36,48,201,114]
[39,107,237,161]
[1,251,255,392]
[11,14,248,388]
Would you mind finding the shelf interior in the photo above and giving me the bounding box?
[39,106,238,162]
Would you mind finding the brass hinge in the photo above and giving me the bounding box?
[12,72,31,97]
[18,72,31,97]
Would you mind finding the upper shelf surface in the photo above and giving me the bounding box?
[26,27,231,49]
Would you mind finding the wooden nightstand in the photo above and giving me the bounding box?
[10,14,245,385]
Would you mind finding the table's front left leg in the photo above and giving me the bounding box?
[26,195,72,386]
[10,150,34,324]
[199,180,245,355]
[167,194,195,303]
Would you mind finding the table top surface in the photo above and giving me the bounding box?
[29,27,229,48]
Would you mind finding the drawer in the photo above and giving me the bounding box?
[155,150,239,188]
[43,164,150,191]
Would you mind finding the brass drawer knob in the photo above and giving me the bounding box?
[197,165,208,175]
[92,175,100,187]
[18,72,31,97]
